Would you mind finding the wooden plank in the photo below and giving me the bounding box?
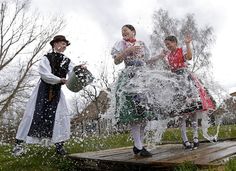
[97,146,175,161]
[194,145,236,164]
[70,146,132,159]
[68,141,236,170]
[126,143,210,164]
[157,141,236,164]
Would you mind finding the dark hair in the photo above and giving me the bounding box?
[122,24,136,36]
[164,35,178,44]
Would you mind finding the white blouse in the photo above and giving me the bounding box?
[111,39,150,66]
[39,55,74,84]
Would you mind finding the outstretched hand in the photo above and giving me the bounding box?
[159,49,168,58]
[184,35,192,44]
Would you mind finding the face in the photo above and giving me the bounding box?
[122,26,135,41]
[53,41,67,53]
[164,40,177,52]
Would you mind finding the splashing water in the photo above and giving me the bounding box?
[104,58,225,146]
[145,119,170,149]
[200,112,219,142]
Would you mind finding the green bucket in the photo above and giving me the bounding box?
[66,65,94,92]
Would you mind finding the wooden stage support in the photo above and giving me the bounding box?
[69,141,236,171]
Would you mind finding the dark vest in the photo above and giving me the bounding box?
[46,52,71,78]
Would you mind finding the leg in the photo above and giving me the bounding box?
[192,112,199,139]
[131,123,152,157]
[140,123,146,146]
[12,139,25,156]
[180,116,191,149]
[130,124,142,150]
[192,112,199,149]
[55,141,67,155]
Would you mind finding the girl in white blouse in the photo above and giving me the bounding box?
[111,24,152,158]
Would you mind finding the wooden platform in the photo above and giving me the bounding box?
[69,141,236,171]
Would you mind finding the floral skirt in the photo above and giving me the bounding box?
[114,67,154,124]
[147,68,216,117]
[113,67,216,124]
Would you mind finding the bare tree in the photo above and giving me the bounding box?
[0,0,65,120]
[150,9,215,73]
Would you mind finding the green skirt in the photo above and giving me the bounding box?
[114,70,153,124]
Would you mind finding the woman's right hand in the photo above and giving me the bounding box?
[114,46,141,65]
[125,46,141,56]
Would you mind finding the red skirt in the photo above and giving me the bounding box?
[189,73,216,112]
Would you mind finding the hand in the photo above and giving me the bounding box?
[126,46,141,56]
[159,49,168,58]
[79,64,87,69]
[60,78,67,84]
[184,35,192,44]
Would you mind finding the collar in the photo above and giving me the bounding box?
[125,38,136,43]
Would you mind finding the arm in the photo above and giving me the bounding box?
[113,49,128,65]
[184,35,192,60]
[111,40,141,65]
[114,46,142,65]
[146,50,168,65]
[39,56,63,84]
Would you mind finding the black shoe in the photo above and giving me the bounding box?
[133,146,142,154]
[192,138,199,150]
[12,144,25,156]
[55,142,67,155]
[212,137,217,142]
[183,141,192,149]
[133,146,152,158]
[56,146,67,155]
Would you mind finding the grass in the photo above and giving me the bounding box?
[0,134,133,171]
[0,125,236,170]
[162,124,236,142]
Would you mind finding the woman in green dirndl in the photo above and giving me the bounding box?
[111,24,153,157]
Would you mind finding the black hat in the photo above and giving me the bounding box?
[50,35,70,47]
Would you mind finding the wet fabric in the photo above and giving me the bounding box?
[114,67,154,124]
[27,80,61,138]
[111,39,152,124]
[119,67,215,119]
[27,52,70,138]
[164,47,216,114]
[16,53,72,144]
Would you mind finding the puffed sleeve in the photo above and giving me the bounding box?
[182,46,187,56]
[181,46,188,61]
[38,56,61,84]
[111,40,125,58]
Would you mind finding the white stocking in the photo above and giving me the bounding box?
[180,116,188,143]
[192,113,199,140]
[130,124,143,150]
[140,123,146,145]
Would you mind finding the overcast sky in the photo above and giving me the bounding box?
[31,0,236,93]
